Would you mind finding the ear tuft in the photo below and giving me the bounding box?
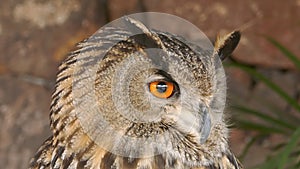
[214,31,241,60]
[124,17,166,50]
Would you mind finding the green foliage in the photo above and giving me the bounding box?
[225,37,300,169]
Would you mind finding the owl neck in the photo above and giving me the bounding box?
[49,114,237,168]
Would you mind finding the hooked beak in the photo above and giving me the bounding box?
[199,106,211,144]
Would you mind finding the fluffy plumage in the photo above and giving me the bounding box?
[29,17,242,169]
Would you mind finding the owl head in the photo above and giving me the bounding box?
[52,14,240,164]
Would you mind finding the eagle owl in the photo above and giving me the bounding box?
[29,15,242,169]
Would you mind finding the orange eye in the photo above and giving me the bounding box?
[149,81,174,99]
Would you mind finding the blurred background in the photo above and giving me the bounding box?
[0,0,299,168]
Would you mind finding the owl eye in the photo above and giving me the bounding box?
[149,81,174,99]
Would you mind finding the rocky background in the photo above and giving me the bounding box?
[0,0,299,168]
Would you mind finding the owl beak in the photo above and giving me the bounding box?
[199,106,211,144]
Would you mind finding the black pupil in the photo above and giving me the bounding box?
[156,82,168,93]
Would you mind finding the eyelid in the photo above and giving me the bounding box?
[147,75,168,83]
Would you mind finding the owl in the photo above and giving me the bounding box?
[29,16,242,169]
